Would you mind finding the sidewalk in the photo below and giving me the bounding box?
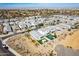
[2,38,21,56]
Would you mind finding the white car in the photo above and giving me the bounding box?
[2,44,8,50]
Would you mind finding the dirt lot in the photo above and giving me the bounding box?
[59,29,79,50]
[6,33,54,56]
[6,29,79,56]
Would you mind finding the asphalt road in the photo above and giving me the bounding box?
[2,31,26,39]
[0,31,27,56]
[55,45,79,56]
[0,38,15,56]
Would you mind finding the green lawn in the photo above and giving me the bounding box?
[46,33,57,40]
[37,39,43,44]
[37,37,48,44]
[37,33,57,44]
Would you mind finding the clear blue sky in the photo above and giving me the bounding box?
[0,3,79,8]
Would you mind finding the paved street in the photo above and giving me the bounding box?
[55,45,79,56]
[0,30,28,56]
[0,39,15,56]
[1,30,27,39]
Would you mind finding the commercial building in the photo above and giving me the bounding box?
[3,23,12,34]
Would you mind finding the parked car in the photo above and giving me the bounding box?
[2,44,8,50]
